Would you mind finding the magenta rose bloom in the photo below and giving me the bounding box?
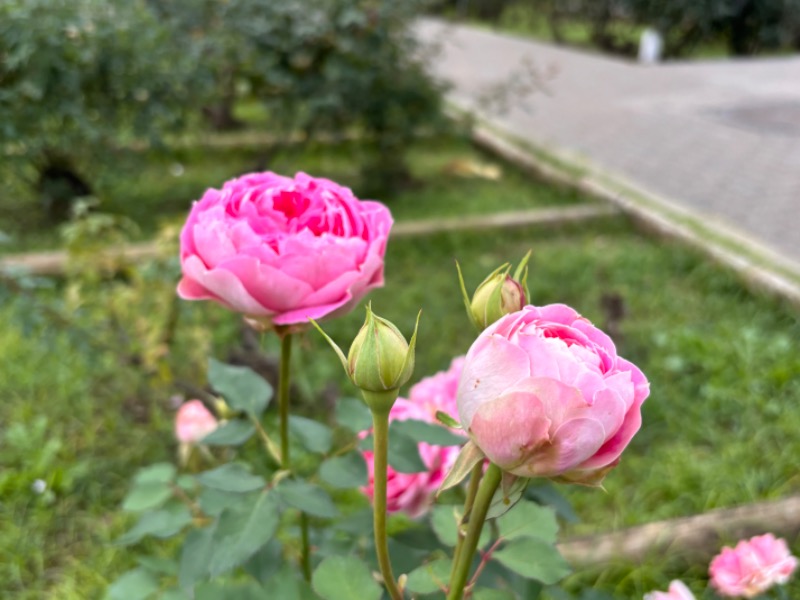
[360,358,466,517]
[456,304,649,485]
[709,534,798,598]
[644,581,696,600]
[177,172,392,328]
[361,398,462,517]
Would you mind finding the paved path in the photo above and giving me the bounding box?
[418,20,800,266]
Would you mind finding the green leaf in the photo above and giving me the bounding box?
[207,491,281,577]
[134,463,177,484]
[106,568,159,600]
[492,538,571,584]
[289,416,333,454]
[195,581,272,600]
[122,463,177,511]
[334,397,372,432]
[276,480,339,518]
[430,505,490,549]
[202,420,255,446]
[312,556,381,600]
[319,452,367,489]
[387,426,426,474]
[197,463,265,493]
[116,505,193,545]
[405,557,452,595]
[179,527,214,590]
[496,500,559,543]
[198,488,258,517]
[264,565,319,600]
[159,589,190,600]
[435,410,461,429]
[437,440,485,495]
[392,419,466,447]
[122,480,173,512]
[486,477,528,520]
[472,588,517,600]
[208,358,273,418]
[136,555,178,576]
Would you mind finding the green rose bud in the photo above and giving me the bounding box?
[457,251,531,331]
[348,306,417,393]
[310,304,421,413]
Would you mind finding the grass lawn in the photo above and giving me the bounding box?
[0,133,584,255]
[2,131,799,598]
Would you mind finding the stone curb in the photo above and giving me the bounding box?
[467,119,800,310]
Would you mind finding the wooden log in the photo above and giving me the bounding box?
[557,495,800,567]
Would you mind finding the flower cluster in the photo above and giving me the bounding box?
[359,357,465,517]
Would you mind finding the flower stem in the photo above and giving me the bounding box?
[277,333,311,581]
[449,461,484,584]
[446,463,503,600]
[371,406,403,600]
[279,333,293,468]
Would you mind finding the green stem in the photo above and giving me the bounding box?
[371,407,403,600]
[446,464,503,600]
[278,333,293,469]
[450,462,485,583]
[278,333,312,581]
[300,512,311,581]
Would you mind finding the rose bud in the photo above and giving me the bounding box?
[458,251,530,330]
[644,581,696,600]
[312,304,420,412]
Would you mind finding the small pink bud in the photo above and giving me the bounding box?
[175,400,218,444]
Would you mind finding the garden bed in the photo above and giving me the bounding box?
[2,135,799,598]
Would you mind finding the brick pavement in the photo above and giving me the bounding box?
[418,20,800,265]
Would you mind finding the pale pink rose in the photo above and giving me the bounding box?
[361,382,464,517]
[457,304,649,485]
[644,580,696,600]
[408,356,465,421]
[177,172,392,328]
[175,400,218,444]
[709,534,798,598]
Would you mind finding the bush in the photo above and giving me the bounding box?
[0,0,201,218]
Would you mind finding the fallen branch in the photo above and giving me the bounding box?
[557,495,800,567]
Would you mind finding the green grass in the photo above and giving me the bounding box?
[2,130,800,598]
[0,134,584,255]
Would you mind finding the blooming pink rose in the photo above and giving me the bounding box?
[709,534,798,598]
[644,580,696,600]
[360,358,466,517]
[177,172,392,328]
[456,304,649,485]
[175,400,218,444]
[408,356,465,420]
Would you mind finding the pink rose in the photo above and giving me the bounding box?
[457,304,649,485]
[408,356,465,420]
[175,400,218,444]
[644,580,696,600]
[360,359,466,517]
[177,172,392,328]
[709,534,798,598]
